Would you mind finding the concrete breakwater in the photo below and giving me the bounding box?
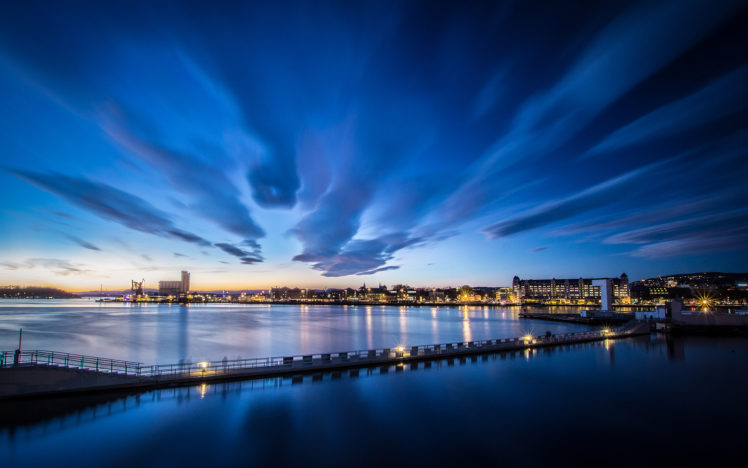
[1,322,650,399]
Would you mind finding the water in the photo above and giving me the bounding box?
[0,299,595,363]
[2,301,747,466]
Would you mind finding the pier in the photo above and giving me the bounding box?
[0,322,650,399]
[518,310,633,325]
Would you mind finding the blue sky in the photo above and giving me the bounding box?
[1,0,747,290]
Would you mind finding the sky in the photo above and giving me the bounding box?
[0,0,747,291]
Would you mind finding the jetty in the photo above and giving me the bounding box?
[519,310,633,325]
[0,322,650,399]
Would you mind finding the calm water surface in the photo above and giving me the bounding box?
[1,301,747,467]
[0,299,594,363]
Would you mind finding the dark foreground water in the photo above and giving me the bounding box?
[1,302,747,466]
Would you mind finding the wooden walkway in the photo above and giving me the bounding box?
[0,322,650,399]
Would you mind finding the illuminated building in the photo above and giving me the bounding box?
[512,273,629,302]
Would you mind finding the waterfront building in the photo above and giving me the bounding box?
[512,273,630,303]
[158,270,190,295]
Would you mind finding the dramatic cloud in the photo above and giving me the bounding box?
[11,170,211,246]
[588,65,748,155]
[105,125,265,241]
[439,0,743,227]
[603,209,748,259]
[629,235,748,258]
[214,242,263,265]
[483,159,672,239]
[1,1,747,281]
[294,233,419,277]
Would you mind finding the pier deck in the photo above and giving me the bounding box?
[1,322,650,399]
[518,311,632,325]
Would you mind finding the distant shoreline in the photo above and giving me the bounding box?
[8,296,658,310]
[3,297,741,311]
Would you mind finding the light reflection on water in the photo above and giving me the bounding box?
[2,334,747,467]
[0,300,595,364]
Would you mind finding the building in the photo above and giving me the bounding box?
[512,273,630,303]
[159,271,190,295]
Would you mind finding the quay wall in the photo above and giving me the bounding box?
[0,366,141,397]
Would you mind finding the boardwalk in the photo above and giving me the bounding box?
[1,322,650,399]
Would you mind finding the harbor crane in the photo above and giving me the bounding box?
[131,279,145,296]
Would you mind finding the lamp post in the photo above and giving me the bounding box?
[13,328,22,366]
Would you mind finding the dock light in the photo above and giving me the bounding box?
[523,334,533,344]
[397,346,405,352]
[198,361,209,370]
[602,328,611,335]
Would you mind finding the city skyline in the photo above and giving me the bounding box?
[1,1,748,291]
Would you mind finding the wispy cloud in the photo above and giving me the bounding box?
[214,242,263,265]
[483,158,673,238]
[64,234,101,251]
[629,234,748,258]
[587,65,748,156]
[293,233,419,277]
[0,262,21,270]
[25,258,97,277]
[11,170,211,246]
[104,123,265,241]
[0,258,100,276]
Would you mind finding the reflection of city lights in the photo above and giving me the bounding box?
[200,383,207,399]
[463,322,472,342]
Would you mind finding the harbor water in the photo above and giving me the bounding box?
[1,300,747,466]
[0,300,598,364]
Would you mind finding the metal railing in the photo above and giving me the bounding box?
[1,322,644,379]
[0,349,143,375]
